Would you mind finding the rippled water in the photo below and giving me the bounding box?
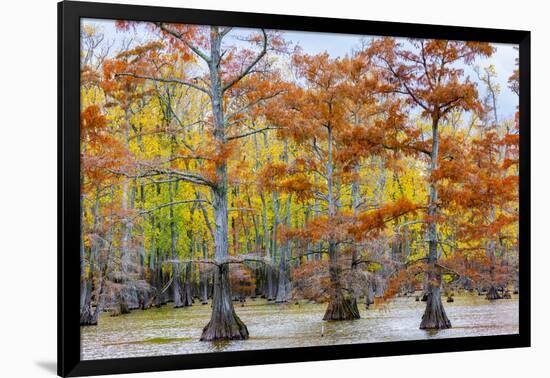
[81,293,519,360]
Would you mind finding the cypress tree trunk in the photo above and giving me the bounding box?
[365,279,375,309]
[200,26,248,340]
[182,261,193,306]
[323,241,360,320]
[420,117,451,330]
[349,162,361,314]
[271,190,281,301]
[276,143,291,303]
[80,140,89,316]
[486,285,502,300]
[80,279,95,325]
[119,106,135,314]
[80,185,88,316]
[139,182,147,279]
[420,283,451,329]
[147,215,158,306]
[323,126,359,321]
[275,228,288,302]
[261,192,274,300]
[313,174,322,261]
[486,207,501,300]
[253,134,273,301]
[81,187,101,325]
[81,243,105,325]
[154,248,163,307]
[200,184,248,340]
[182,226,194,307]
[169,179,184,308]
[200,236,209,305]
[201,264,249,340]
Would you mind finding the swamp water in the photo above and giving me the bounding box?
[81,293,519,360]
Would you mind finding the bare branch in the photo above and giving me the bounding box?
[149,168,215,187]
[196,191,214,241]
[223,29,268,92]
[226,126,280,141]
[394,220,426,233]
[289,250,329,262]
[105,167,215,188]
[115,72,211,96]
[376,55,430,112]
[157,155,213,164]
[140,199,210,215]
[167,254,270,267]
[226,88,286,121]
[154,22,212,63]
[220,27,233,37]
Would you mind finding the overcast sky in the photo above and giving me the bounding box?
[83,19,519,122]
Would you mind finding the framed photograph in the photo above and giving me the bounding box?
[58,1,530,376]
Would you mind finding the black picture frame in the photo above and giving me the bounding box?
[58,1,531,376]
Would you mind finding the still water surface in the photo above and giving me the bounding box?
[81,294,519,360]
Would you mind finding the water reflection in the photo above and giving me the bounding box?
[81,294,519,360]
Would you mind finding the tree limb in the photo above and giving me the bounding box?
[139,199,210,215]
[223,29,268,92]
[154,22,212,63]
[226,126,280,141]
[115,72,211,96]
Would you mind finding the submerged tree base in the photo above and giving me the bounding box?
[200,311,249,341]
[80,308,99,326]
[420,288,451,329]
[200,264,249,341]
[323,295,361,321]
[486,286,502,300]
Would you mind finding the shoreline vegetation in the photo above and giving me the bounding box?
[79,20,520,345]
